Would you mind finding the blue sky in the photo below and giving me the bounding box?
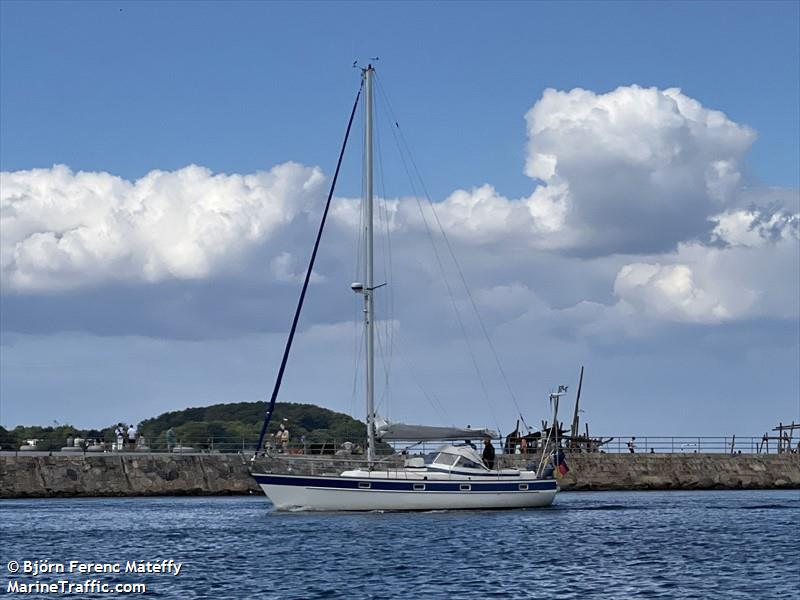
[2,1,798,197]
[1,1,798,436]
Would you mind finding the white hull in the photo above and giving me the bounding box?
[253,472,558,511]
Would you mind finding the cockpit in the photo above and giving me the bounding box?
[428,445,489,472]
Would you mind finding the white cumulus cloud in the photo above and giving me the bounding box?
[612,208,798,324]
[1,85,796,334]
[614,262,733,323]
[269,251,326,284]
[523,85,757,254]
[344,85,760,257]
[1,162,325,291]
[711,207,799,247]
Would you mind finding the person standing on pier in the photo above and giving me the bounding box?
[127,424,138,451]
[278,422,290,453]
[115,425,125,451]
[165,427,176,452]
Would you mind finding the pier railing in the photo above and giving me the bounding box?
[584,436,776,455]
[394,436,797,456]
[4,434,798,456]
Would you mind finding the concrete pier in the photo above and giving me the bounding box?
[1,452,798,499]
[0,454,257,498]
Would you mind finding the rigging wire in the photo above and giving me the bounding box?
[392,328,452,424]
[374,323,392,415]
[375,74,535,434]
[378,102,397,392]
[255,82,363,454]
[374,74,502,435]
[350,90,367,421]
[350,312,365,422]
[373,93,396,417]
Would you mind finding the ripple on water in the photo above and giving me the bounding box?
[1,491,798,599]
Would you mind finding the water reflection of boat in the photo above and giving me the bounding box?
[250,65,558,511]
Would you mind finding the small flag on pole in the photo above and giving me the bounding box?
[555,448,570,476]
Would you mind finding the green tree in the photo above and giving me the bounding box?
[0,426,17,450]
[136,401,369,452]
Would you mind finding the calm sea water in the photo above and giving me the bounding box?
[1,491,798,599]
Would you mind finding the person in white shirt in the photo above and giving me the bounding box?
[278,423,290,453]
[127,425,138,451]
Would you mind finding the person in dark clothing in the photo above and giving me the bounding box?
[482,436,496,470]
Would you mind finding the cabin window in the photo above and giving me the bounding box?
[459,483,471,491]
[433,453,458,466]
[455,457,484,470]
[358,482,371,489]
[518,483,529,491]
[413,483,426,491]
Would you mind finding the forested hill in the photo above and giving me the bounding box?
[1,402,366,451]
[137,401,366,448]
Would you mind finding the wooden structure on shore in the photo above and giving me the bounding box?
[758,422,800,454]
[503,366,613,455]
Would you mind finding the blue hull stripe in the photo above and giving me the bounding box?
[253,474,558,493]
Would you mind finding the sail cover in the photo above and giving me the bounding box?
[375,418,498,441]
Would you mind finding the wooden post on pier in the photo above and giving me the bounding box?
[570,366,584,440]
[770,421,800,454]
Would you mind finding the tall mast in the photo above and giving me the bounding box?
[364,64,376,464]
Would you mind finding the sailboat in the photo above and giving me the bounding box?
[250,65,559,511]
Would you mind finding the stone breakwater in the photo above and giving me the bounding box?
[1,453,798,499]
[0,454,258,498]
[518,453,800,491]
